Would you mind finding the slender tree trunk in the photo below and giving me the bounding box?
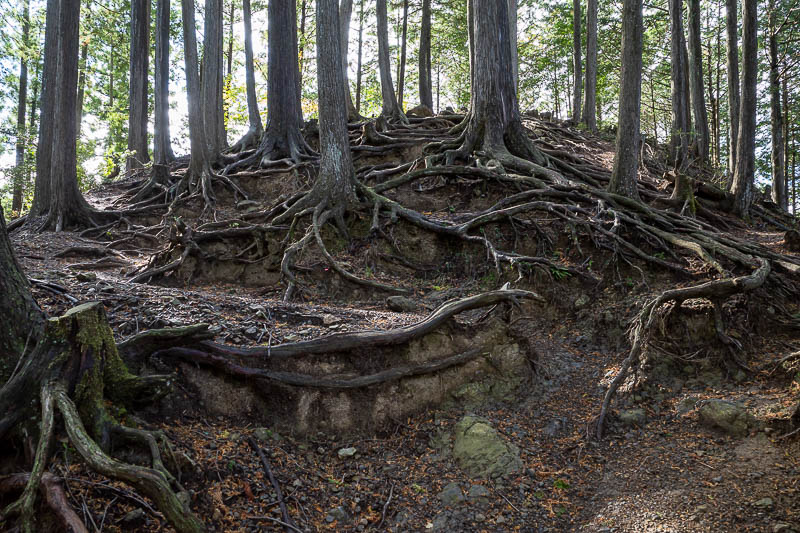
[782,71,789,205]
[687,0,709,163]
[397,0,409,109]
[75,40,88,135]
[726,0,740,183]
[355,0,364,112]
[339,0,359,120]
[730,0,757,217]
[768,2,786,210]
[572,0,582,122]
[201,0,226,155]
[12,0,30,215]
[154,0,175,166]
[714,0,722,167]
[609,0,643,201]
[418,0,433,109]
[376,0,406,122]
[230,0,264,152]
[582,0,597,131]
[312,0,356,213]
[508,0,518,92]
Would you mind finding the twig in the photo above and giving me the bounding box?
[247,437,296,533]
[247,515,304,533]
[378,483,394,529]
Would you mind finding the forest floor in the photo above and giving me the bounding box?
[7,116,800,532]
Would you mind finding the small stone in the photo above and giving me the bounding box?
[496,515,507,524]
[574,294,590,309]
[76,272,97,282]
[773,523,794,532]
[176,491,191,507]
[386,296,419,313]
[212,508,223,521]
[121,508,146,524]
[322,314,338,325]
[618,408,647,427]
[699,400,754,437]
[438,482,465,506]
[329,506,348,522]
[236,200,260,211]
[338,447,357,458]
[695,504,709,514]
[466,484,490,505]
[712,475,723,483]
[754,497,774,508]
[244,326,259,338]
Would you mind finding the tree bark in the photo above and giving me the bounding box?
[608,0,643,201]
[582,0,597,131]
[312,0,357,214]
[201,0,227,156]
[418,0,433,110]
[669,0,690,175]
[230,0,264,151]
[154,0,175,165]
[508,0,518,93]
[687,0,709,163]
[75,40,88,138]
[396,0,409,109]
[339,0,359,120]
[127,0,151,173]
[572,0,582,122]
[726,0,740,183]
[730,0,757,216]
[355,0,364,112]
[376,0,406,122]
[12,0,30,215]
[768,2,786,210]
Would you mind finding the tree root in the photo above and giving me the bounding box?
[593,258,771,439]
[0,473,88,533]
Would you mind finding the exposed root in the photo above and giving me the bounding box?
[0,473,88,533]
[594,258,771,439]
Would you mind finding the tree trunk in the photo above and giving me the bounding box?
[444,0,545,169]
[418,0,433,110]
[12,0,30,215]
[127,0,150,173]
[355,0,364,112]
[201,0,226,156]
[572,0,582,122]
[376,0,406,122]
[582,0,597,131]
[768,2,786,210]
[608,0,643,201]
[669,0,690,177]
[687,0,709,163]
[339,0,359,120]
[230,0,264,151]
[154,0,175,165]
[29,0,61,219]
[508,0,518,93]
[75,40,88,137]
[726,0,740,183]
[730,0,757,217]
[397,0,409,110]
[312,0,357,214]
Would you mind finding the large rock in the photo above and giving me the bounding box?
[785,229,800,252]
[698,399,754,437]
[452,416,522,479]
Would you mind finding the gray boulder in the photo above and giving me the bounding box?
[698,399,754,437]
[452,415,522,479]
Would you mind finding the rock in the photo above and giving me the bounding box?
[574,294,590,310]
[773,523,795,532]
[386,296,419,313]
[176,491,191,508]
[699,399,755,437]
[618,408,647,427]
[754,497,774,508]
[236,200,260,211]
[121,508,146,525]
[677,397,698,415]
[329,506,349,522]
[438,482,465,506]
[407,104,434,118]
[466,484,490,506]
[244,326,259,338]
[75,272,97,282]
[452,415,523,479]
[252,427,277,442]
[212,508,223,521]
[475,512,486,522]
[785,229,800,252]
[338,447,357,458]
[543,417,566,437]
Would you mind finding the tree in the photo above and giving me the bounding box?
[230,0,264,151]
[339,0,360,120]
[582,0,598,131]
[201,0,227,155]
[608,0,643,201]
[355,0,365,112]
[11,0,30,215]
[441,0,546,170]
[687,0,709,163]
[419,0,433,109]
[508,0,518,92]
[127,0,150,173]
[730,0,757,216]
[572,0,582,122]
[29,0,97,231]
[726,0,740,181]
[376,0,406,122]
[768,0,787,210]
[669,0,690,178]
[154,0,175,165]
[396,0,409,108]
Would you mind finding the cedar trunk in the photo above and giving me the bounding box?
[12,0,30,214]
[201,0,226,155]
[730,0,757,216]
[572,0,582,122]
[726,0,740,182]
[127,0,151,173]
[419,0,433,109]
[582,0,598,131]
[768,3,786,210]
[687,0,709,163]
[376,0,406,122]
[154,0,175,165]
